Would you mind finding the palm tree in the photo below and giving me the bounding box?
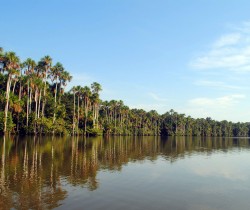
[91,82,102,94]
[2,51,20,133]
[82,86,91,135]
[101,100,109,123]
[33,76,43,133]
[90,93,99,129]
[0,47,4,66]
[50,62,64,124]
[23,58,36,132]
[59,70,72,104]
[74,85,82,135]
[90,82,102,129]
[70,86,78,135]
[39,55,52,117]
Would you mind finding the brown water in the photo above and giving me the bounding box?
[1,136,250,210]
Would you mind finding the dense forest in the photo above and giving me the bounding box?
[0,47,250,136]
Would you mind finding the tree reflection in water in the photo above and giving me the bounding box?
[0,135,249,209]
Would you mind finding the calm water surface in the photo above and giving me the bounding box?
[1,136,250,210]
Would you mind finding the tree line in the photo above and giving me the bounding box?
[0,47,249,136]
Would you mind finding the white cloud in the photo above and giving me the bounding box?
[189,94,245,108]
[129,103,168,113]
[66,73,94,91]
[181,94,248,121]
[194,80,243,90]
[190,21,250,72]
[191,47,250,71]
[190,158,248,181]
[188,21,250,122]
[233,21,250,33]
[148,92,167,102]
[213,33,241,48]
[193,166,247,181]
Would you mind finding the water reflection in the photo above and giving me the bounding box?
[0,136,250,209]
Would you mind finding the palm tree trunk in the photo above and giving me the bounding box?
[17,82,22,133]
[175,116,178,134]
[59,81,62,104]
[53,78,58,124]
[96,104,99,129]
[77,95,80,135]
[84,98,88,135]
[93,104,96,129]
[26,82,29,132]
[29,87,32,114]
[41,68,48,117]
[34,88,38,134]
[4,75,12,133]
[114,108,117,135]
[73,92,76,135]
[38,89,41,119]
[105,107,108,122]
[12,80,17,93]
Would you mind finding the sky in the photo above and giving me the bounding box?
[1,0,250,122]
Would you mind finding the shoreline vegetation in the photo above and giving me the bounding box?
[0,47,249,137]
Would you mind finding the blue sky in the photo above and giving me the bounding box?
[1,0,250,122]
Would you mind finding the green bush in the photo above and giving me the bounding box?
[0,111,15,133]
[87,127,103,136]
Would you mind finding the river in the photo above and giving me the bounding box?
[0,136,250,210]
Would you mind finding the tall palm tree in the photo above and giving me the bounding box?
[70,86,78,135]
[0,47,5,73]
[74,85,82,135]
[0,47,5,67]
[39,55,52,118]
[91,82,102,129]
[23,58,36,131]
[33,76,43,134]
[50,62,64,124]
[59,70,72,104]
[91,82,102,94]
[82,86,91,135]
[90,93,99,129]
[2,51,20,133]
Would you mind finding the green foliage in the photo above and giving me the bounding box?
[0,111,15,132]
[37,117,54,134]
[87,128,103,136]
[53,118,68,135]
[1,47,250,137]
[36,117,67,135]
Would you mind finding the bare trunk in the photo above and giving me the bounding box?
[59,81,62,104]
[12,80,17,93]
[114,108,116,134]
[73,92,75,135]
[38,89,41,119]
[35,89,38,120]
[42,68,48,117]
[96,104,99,129]
[17,84,22,133]
[34,88,38,134]
[29,87,32,114]
[18,82,22,100]
[53,77,58,124]
[92,104,95,129]
[84,98,88,135]
[26,82,29,131]
[105,108,108,122]
[77,95,80,135]
[4,75,12,133]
